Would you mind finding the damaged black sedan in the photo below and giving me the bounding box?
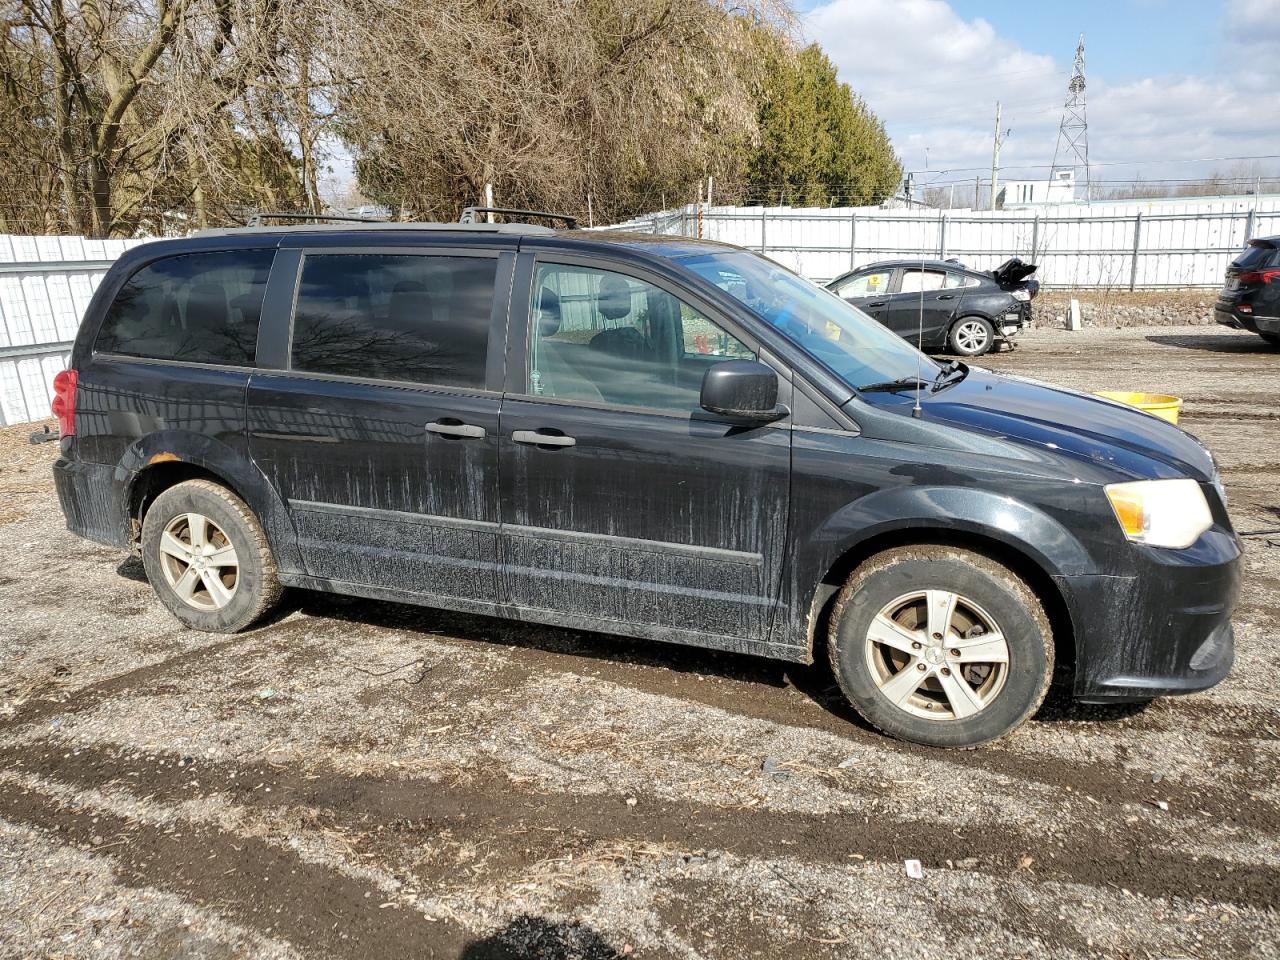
[827,257,1039,356]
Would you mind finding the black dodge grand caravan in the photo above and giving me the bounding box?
[52,219,1240,747]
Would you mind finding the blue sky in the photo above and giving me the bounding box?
[801,0,1280,197]
[947,1,1220,81]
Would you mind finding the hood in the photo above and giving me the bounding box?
[857,369,1215,482]
[991,257,1037,286]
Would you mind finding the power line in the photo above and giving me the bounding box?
[905,153,1280,177]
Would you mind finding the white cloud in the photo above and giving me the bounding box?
[804,0,1280,194]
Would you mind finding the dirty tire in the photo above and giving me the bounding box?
[828,545,1053,748]
[948,316,996,357]
[141,479,283,633]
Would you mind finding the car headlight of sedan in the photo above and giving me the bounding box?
[1104,478,1213,549]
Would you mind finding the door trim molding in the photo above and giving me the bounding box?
[503,522,763,565]
[291,499,501,533]
[290,499,762,565]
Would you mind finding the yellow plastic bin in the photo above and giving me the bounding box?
[1093,390,1183,425]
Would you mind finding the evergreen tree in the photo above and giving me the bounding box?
[747,43,901,207]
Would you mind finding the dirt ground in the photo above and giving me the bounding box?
[1,325,1278,960]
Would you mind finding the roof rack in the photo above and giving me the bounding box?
[460,206,577,229]
[245,212,389,227]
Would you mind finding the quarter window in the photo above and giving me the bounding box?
[290,254,496,388]
[95,249,274,365]
[529,263,753,412]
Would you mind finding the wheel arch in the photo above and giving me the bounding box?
[804,524,1077,690]
[118,431,302,573]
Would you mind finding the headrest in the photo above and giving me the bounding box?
[537,285,561,337]
[596,274,633,321]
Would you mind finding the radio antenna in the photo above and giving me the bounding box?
[912,245,926,418]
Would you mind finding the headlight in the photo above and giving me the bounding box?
[1104,479,1212,549]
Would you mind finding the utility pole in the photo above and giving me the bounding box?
[904,172,914,209]
[990,101,1003,211]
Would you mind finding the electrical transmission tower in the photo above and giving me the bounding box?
[1050,35,1090,200]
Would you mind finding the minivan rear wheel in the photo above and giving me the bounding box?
[141,479,283,633]
[828,546,1053,748]
[949,316,995,356]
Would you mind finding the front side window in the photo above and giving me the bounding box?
[832,269,891,298]
[96,249,274,365]
[290,254,496,388]
[529,263,753,412]
[678,250,936,391]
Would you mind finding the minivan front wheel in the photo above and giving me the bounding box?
[141,479,283,633]
[949,317,995,356]
[828,546,1053,748]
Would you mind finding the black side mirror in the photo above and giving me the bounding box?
[699,360,786,423]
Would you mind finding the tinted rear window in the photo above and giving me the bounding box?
[290,254,496,388]
[1233,243,1280,269]
[96,249,274,365]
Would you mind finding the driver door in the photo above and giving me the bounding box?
[830,267,894,325]
[497,254,792,645]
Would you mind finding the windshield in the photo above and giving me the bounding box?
[676,250,938,390]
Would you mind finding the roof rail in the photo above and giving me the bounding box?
[460,207,577,229]
[245,212,389,227]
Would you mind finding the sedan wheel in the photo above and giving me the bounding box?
[951,318,993,356]
[864,589,1009,721]
[158,512,240,610]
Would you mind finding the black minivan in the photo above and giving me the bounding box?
[51,219,1239,747]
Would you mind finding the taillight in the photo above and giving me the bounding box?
[51,369,77,437]
[1238,268,1280,285]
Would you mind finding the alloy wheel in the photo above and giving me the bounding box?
[955,320,990,353]
[158,512,240,611]
[863,589,1010,721]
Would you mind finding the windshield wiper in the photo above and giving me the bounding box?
[931,360,969,391]
[858,376,932,393]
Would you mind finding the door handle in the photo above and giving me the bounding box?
[866,301,887,308]
[426,421,486,439]
[512,429,576,448]
[937,294,956,300]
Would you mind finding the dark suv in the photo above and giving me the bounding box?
[826,257,1038,356]
[1215,236,1280,345]
[51,220,1238,747]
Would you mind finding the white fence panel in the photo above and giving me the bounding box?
[604,197,1280,288]
[0,232,146,426]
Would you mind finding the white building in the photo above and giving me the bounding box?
[1001,169,1076,208]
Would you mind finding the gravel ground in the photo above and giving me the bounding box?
[1,324,1277,959]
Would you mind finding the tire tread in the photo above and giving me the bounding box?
[827,544,1053,749]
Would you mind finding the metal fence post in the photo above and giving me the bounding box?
[938,215,948,258]
[761,208,767,255]
[1129,212,1143,292]
[1031,215,1040,259]
[1245,208,1257,243]
[849,212,857,268]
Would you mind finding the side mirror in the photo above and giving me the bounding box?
[700,360,786,422]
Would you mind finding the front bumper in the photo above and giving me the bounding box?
[1059,527,1240,702]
